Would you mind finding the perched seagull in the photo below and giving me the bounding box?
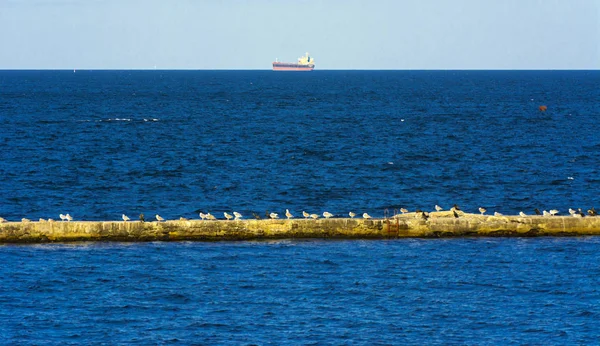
[543,210,550,216]
[156,214,165,222]
[39,218,47,223]
[519,211,527,217]
[573,212,583,218]
[122,214,130,222]
[494,212,503,216]
[66,214,73,222]
[302,211,310,219]
[349,212,356,218]
[323,212,333,219]
[269,212,279,219]
[21,218,31,223]
[310,214,319,219]
[478,207,486,215]
[199,212,207,220]
[568,208,576,216]
[207,213,217,220]
[400,208,408,214]
[233,212,242,220]
[534,208,542,216]
[435,205,443,212]
[363,213,372,219]
[224,212,233,221]
[285,209,293,219]
[59,214,67,221]
[0,217,6,223]
[549,209,559,216]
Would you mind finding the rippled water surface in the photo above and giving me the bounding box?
[1,70,600,344]
[1,239,600,344]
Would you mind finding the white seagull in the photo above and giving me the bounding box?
[233,212,242,220]
[363,213,372,219]
[302,211,310,219]
[207,213,217,220]
[519,211,527,217]
[156,214,165,222]
[349,212,356,218]
[285,209,293,219]
[0,217,6,223]
[224,212,233,221]
[478,207,486,215]
[400,208,408,214]
[22,218,31,223]
[549,209,559,216]
[199,212,207,220]
[269,212,279,219]
[122,214,130,222]
[310,214,319,219]
[59,214,67,221]
[494,212,503,216]
[323,212,333,219]
[66,214,73,222]
[435,205,443,212]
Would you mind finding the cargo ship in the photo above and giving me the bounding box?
[272,52,314,71]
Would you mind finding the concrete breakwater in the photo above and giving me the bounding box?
[2,212,600,243]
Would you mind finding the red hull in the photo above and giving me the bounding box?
[272,63,314,71]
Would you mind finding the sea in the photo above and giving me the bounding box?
[1,70,599,344]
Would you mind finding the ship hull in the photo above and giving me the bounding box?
[272,63,314,71]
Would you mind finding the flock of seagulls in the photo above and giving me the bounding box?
[1,206,599,223]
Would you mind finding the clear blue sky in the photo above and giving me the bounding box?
[0,0,598,69]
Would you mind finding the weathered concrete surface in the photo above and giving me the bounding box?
[1,212,600,243]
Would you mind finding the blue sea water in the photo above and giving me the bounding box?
[1,70,600,344]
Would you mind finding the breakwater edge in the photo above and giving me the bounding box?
[2,211,600,243]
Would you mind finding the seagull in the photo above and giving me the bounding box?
[323,212,333,219]
[59,214,67,221]
[302,211,310,219]
[494,212,503,216]
[199,212,207,220]
[568,208,576,216]
[66,214,73,222]
[435,205,443,212]
[122,214,130,222]
[0,217,6,223]
[542,210,550,216]
[269,212,279,219]
[207,213,217,220]
[400,208,408,214]
[363,213,372,219]
[549,209,559,216]
[233,212,242,220]
[349,212,356,218]
[310,214,319,219]
[224,212,233,220]
[534,208,541,216]
[573,212,583,218]
[156,214,164,222]
[478,207,486,215]
[519,211,527,217]
[22,218,31,223]
[285,209,293,219]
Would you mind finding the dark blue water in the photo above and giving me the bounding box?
[1,70,599,220]
[2,70,600,343]
[1,239,600,344]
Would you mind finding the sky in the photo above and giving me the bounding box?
[0,0,598,69]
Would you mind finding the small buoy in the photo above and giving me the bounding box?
[539,105,547,112]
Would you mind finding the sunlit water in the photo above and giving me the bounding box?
[1,70,599,343]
